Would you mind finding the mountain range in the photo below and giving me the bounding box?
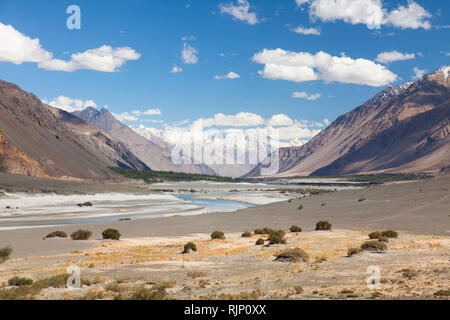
[0,80,148,180]
[0,66,448,181]
[245,66,450,178]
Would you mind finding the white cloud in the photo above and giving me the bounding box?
[323,118,331,125]
[386,1,431,30]
[193,112,265,128]
[267,114,294,126]
[181,35,197,41]
[376,50,415,64]
[45,96,97,113]
[214,71,241,79]
[182,43,198,64]
[170,64,183,73]
[220,0,259,25]
[291,25,321,35]
[112,112,139,122]
[300,0,431,30]
[292,91,321,100]
[0,22,140,72]
[412,66,426,79]
[143,108,162,115]
[0,22,52,64]
[39,45,141,72]
[295,0,311,6]
[253,48,397,87]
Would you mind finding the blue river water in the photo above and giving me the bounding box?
[0,193,253,230]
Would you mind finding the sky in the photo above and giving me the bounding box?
[0,0,449,147]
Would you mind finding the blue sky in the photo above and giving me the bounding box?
[0,0,449,146]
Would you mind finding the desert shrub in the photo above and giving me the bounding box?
[347,247,362,257]
[290,225,302,233]
[361,240,387,253]
[255,238,265,245]
[129,287,166,300]
[298,205,304,210]
[315,221,332,231]
[78,291,104,300]
[275,248,309,263]
[358,197,366,202]
[401,268,418,279]
[183,242,197,254]
[211,231,225,240]
[241,231,252,238]
[102,228,121,240]
[254,229,264,235]
[381,230,399,239]
[0,246,12,263]
[293,286,304,294]
[70,230,92,240]
[36,274,70,289]
[8,277,33,287]
[219,289,263,300]
[434,289,450,297]
[187,271,207,279]
[45,231,67,239]
[368,231,382,239]
[378,236,389,243]
[77,202,93,207]
[314,255,327,263]
[268,234,286,245]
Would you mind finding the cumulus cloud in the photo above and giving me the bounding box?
[214,72,241,79]
[220,0,259,25]
[112,112,139,122]
[323,118,331,125]
[253,48,397,86]
[291,25,321,35]
[375,50,415,64]
[412,66,427,79]
[0,22,52,64]
[193,112,265,128]
[297,0,431,30]
[44,96,97,113]
[0,22,140,72]
[170,64,183,73]
[267,114,294,126]
[292,91,321,100]
[39,45,141,72]
[182,43,199,64]
[386,1,431,30]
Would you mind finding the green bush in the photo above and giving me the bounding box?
[255,238,265,245]
[183,242,197,254]
[130,287,166,300]
[361,240,387,253]
[77,202,93,207]
[70,230,92,240]
[275,248,309,263]
[211,231,225,240]
[268,234,286,245]
[290,225,302,233]
[102,229,121,240]
[0,246,12,263]
[347,247,362,257]
[315,221,332,231]
[8,277,33,287]
[381,230,399,239]
[241,231,252,238]
[368,231,382,239]
[254,229,264,235]
[45,231,67,239]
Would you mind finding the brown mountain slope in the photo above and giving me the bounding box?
[0,79,148,180]
[73,107,217,175]
[245,66,450,177]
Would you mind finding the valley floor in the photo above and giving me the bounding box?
[0,176,449,299]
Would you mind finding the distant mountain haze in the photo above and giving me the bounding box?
[244,66,450,178]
